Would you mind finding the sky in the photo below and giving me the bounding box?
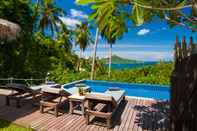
[55,0,197,61]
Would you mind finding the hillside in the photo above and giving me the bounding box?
[100,55,141,64]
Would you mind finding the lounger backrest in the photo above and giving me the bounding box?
[85,93,117,108]
[6,83,28,92]
[41,86,62,95]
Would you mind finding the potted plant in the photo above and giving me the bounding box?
[78,87,84,96]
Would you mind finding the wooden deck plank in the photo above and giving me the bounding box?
[0,92,168,131]
[124,99,137,131]
[112,99,132,131]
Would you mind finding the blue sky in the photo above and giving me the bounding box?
[56,0,197,61]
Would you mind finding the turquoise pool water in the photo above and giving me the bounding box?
[63,80,170,100]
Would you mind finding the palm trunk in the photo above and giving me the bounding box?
[91,28,99,80]
[77,50,82,71]
[108,43,112,77]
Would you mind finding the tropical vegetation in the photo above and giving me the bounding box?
[0,0,195,85]
[49,61,174,85]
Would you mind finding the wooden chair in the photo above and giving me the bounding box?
[5,83,40,108]
[85,90,125,128]
[40,85,91,117]
[40,87,68,117]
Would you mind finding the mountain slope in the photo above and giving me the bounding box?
[100,55,141,64]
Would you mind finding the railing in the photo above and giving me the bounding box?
[0,77,47,86]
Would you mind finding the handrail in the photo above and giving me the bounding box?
[0,78,45,81]
[0,78,47,85]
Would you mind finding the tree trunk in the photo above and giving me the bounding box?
[91,28,99,80]
[77,50,82,71]
[108,43,112,78]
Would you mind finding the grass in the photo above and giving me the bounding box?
[0,119,33,131]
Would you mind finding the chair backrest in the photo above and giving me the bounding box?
[85,93,117,108]
[6,83,28,93]
[41,86,62,95]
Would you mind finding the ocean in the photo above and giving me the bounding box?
[105,62,157,70]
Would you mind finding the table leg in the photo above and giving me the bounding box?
[81,101,85,115]
[69,100,73,114]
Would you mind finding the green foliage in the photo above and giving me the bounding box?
[49,61,173,85]
[98,62,173,85]
[48,64,90,84]
[75,22,92,52]
[77,0,196,31]
[0,119,33,131]
[33,0,65,35]
[0,0,76,79]
[0,0,33,32]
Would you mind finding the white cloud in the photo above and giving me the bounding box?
[70,9,88,19]
[59,17,81,28]
[95,44,172,49]
[74,49,173,61]
[137,29,150,36]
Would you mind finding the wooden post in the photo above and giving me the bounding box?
[188,37,194,56]
[181,36,187,58]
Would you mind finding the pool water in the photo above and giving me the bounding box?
[63,80,170,100]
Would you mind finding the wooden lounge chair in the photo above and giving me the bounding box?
[40,85,90,117]
[5,83,43,108]
[40,86,67,117]
[85,90,125,128]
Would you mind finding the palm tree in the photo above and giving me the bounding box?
[100,14,127,77]
[76,0,196,31]
[33,0,65,35]
[56,24,72,53]
[75,22,92,71]
[90,28,99,80]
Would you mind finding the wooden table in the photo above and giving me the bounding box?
[68,94,86,116]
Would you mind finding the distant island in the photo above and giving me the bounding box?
[100,55,141,64]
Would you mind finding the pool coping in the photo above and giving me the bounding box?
[125,96,168,101]
[87,79,170,88]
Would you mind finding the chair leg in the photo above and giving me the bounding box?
[86,113,89,125]
[40,104,44,113]
[16,98,21,108]
[122,96,126,102]
[6,96,10,106]
[55,106,58,117]
[107,117,112,129]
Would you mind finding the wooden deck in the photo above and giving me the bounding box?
[0,89,169,131]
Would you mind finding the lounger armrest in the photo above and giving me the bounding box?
[86,93,113,102]
[41,87,63,94]
[85,93,117,108]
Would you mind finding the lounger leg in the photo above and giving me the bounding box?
[40,104,44,113]
[6,96,10,106]
[16,98,21,108]
[107,117,112,129]
[81,101,85,116]
[69,101,73,114]
[123,96,126,101]
[86,113,89,125]
[55,106,58,117]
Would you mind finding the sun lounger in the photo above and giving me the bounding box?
[85,89,125,128]
[40,85,90,117]
[5,83,59,108]
[40,86,67,117]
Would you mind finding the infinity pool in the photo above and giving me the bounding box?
[63,80,170,100]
